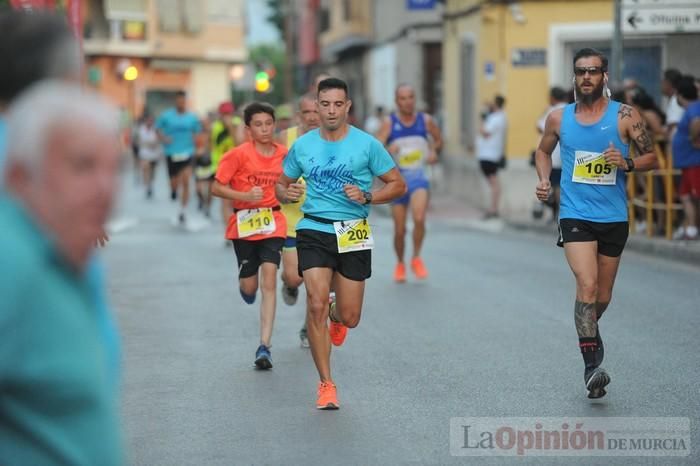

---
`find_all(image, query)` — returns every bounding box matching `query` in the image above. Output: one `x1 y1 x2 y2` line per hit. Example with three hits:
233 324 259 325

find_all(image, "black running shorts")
296 229 371 281
557 218 629 257
479 160 500 177
232 237 284 279
166 157 192 178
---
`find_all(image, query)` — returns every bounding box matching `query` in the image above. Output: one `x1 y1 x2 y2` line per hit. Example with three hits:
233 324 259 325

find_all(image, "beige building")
83 0 247 118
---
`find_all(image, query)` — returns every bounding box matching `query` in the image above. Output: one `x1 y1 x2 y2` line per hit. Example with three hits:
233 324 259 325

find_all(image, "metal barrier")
627 142 682 240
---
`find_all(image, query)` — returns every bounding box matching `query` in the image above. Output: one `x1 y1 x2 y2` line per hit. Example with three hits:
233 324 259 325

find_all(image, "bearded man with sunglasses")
534 48 658 399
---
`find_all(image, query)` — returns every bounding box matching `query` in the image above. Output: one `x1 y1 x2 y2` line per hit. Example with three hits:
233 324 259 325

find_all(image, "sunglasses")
574 66 605 76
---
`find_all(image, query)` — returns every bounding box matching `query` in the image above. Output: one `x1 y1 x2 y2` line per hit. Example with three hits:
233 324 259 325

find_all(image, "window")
343 0 351 21
319 7 330 32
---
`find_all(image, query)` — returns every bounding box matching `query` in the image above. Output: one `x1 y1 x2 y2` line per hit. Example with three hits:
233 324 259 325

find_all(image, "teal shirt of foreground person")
0 196 123 465
0 116 121 390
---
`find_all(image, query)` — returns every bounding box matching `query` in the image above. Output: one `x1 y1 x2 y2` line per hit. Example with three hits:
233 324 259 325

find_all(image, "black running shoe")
282 285 299 305
585 367 610 399
254 345 272 370
171 190 177 201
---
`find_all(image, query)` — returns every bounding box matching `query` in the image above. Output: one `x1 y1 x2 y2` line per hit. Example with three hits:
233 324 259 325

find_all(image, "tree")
266 0 284 37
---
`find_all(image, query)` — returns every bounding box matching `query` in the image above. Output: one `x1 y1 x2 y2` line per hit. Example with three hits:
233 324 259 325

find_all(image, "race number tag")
572 151 617 185
398 149 423 169
171 152 191 162
333 219 374 253
236 208 276 238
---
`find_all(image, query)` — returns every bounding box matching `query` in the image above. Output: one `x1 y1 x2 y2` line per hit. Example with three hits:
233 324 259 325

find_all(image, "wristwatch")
362 191 373 205
624 158 635 173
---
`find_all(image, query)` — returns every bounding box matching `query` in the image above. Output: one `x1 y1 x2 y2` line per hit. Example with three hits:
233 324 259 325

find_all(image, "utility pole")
283 0 295 102
611 0 623 86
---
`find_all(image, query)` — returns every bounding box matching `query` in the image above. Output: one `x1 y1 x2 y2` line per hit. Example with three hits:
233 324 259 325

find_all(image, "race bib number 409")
333 219 374 253
572 150 617 185
236 208 276 238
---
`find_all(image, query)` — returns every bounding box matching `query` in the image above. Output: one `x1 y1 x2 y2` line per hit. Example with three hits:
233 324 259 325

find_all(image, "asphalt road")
105 173 700 465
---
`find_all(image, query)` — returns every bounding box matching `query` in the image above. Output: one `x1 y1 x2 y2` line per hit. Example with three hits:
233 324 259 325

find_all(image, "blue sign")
407 0 436 10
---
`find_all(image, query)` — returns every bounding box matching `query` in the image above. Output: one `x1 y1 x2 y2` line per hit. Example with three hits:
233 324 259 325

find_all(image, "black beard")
577 82 605 104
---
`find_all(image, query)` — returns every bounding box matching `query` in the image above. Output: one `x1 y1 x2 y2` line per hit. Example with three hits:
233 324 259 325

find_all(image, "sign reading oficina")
622 1 700 34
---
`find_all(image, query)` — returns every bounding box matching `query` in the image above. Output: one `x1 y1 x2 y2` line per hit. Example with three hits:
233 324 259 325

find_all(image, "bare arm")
623 105 659 171
211 179 261 202
374 117 392 145
535 110 562 181
690 117 700 149
534 109 562 201
275 174 305 204
425 114 443 153
343 167 406 205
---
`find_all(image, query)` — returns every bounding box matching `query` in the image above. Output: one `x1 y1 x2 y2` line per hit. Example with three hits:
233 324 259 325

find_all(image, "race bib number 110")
237 208 276 238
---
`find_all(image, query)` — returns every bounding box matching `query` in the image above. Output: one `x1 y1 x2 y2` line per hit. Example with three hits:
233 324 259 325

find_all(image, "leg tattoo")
575 300 601 369
575 300 598 339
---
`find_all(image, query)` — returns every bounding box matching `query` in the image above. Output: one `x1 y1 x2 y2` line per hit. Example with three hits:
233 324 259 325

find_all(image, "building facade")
443 0 700 160
317 0 444 124
83 0 247 118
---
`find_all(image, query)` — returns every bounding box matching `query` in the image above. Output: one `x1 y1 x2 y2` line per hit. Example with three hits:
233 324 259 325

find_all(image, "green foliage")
266 0 284 36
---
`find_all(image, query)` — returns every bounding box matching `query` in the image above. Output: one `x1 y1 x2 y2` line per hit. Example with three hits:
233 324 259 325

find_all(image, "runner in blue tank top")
535 48 658 399
376 84 442 283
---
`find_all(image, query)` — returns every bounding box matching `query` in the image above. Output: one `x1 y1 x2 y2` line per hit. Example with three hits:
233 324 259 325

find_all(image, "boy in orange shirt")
212 102 287 369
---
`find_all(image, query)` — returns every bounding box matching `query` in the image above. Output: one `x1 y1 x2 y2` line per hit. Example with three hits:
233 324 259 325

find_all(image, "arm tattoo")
618 104 633 120
631 117 654 155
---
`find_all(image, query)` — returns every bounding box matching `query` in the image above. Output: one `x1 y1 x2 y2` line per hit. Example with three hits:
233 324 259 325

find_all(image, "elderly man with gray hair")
0 81 124 465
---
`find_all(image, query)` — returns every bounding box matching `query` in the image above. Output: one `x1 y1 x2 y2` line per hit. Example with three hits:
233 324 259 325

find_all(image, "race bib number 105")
572 150 617 185
333 219 374 253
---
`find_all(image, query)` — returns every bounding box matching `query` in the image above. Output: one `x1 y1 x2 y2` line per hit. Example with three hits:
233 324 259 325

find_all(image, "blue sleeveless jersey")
387 112 430 183
559 101 629 223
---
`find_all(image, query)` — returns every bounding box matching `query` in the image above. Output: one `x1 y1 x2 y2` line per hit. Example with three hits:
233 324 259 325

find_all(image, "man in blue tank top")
376 84 442 283
535 48 658 399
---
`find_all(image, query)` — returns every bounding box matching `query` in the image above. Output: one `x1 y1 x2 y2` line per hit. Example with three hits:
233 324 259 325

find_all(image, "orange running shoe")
316 381 339 410
411 257 428 279
394 262 407 283
328 300 347 346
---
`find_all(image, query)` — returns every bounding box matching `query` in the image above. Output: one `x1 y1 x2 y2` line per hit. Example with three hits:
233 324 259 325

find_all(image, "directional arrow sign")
622 7 700 34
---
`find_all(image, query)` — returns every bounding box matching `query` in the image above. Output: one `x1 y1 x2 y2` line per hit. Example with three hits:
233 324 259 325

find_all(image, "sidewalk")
375 191 700 267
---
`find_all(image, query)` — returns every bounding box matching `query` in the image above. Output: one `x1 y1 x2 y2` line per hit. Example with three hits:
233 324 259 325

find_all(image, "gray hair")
297 92 316 109
5 81 120 175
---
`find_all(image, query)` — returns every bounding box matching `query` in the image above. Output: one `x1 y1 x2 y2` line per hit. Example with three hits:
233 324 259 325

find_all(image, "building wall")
373 0 443 43
444 0 613 160
87 56 192 118
319 0 372 50
191 62 230 115
666 34 700 78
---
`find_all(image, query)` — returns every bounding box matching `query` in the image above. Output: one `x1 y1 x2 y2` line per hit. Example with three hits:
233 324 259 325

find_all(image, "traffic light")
255 71 271 93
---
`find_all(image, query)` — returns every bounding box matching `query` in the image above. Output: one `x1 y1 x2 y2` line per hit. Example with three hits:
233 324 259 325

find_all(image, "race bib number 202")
333 219 374 253
572 150 617 185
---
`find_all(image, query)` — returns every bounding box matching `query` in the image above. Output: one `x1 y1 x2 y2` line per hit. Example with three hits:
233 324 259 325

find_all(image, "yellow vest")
279 126 306 238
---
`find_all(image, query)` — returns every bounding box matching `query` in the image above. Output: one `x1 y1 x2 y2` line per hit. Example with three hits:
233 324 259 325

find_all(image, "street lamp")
123 65 139 119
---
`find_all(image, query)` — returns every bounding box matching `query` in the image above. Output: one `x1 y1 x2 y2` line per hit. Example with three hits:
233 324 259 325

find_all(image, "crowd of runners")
126 46 667 408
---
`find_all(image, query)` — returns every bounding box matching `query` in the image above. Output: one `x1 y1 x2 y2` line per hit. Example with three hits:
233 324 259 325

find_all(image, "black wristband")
624 158 635 172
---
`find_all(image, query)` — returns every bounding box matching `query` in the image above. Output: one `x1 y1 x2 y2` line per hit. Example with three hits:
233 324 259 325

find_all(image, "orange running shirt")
215 141 287 240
